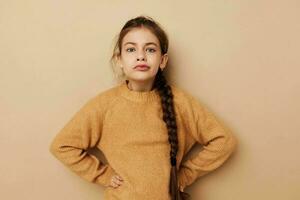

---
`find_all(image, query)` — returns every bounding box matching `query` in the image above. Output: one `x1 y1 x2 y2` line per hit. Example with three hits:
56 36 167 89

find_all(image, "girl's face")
117 27 168 86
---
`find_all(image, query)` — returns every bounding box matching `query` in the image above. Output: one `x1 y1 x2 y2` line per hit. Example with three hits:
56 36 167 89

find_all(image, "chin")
128 73 153 79
128 76 155 82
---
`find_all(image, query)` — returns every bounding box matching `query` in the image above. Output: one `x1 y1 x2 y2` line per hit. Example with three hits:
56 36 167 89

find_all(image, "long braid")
153 68 180 199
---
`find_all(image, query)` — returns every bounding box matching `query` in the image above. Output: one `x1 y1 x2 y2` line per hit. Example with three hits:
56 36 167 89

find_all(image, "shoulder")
169 84 201 105
80 84 122 113
94 84 121 102
169 83 206 118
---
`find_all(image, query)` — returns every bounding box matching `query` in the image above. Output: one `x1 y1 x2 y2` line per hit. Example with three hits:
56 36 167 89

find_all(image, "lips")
134 64 150 70
134 65 150 71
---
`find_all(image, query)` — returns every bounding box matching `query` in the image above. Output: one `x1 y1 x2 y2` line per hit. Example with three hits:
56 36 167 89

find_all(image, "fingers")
115 175 123 181
179 185 184 192
109 175 124 188
178 182 184 192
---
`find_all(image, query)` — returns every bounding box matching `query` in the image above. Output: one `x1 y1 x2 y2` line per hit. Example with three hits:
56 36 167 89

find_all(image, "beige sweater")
49 81 237 200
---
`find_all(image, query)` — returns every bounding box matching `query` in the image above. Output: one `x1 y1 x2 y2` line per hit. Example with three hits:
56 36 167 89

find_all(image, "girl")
49 15 237 200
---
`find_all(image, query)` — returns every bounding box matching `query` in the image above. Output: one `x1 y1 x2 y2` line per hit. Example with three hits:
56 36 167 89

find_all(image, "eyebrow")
123 42 158 47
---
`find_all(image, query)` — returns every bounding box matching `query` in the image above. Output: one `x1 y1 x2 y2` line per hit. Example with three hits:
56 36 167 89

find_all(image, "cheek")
122 54 136 62
121 57 134 66
151 57 163 66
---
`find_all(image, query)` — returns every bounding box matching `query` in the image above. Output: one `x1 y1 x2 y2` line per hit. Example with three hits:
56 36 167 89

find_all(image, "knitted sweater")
49 81 237 200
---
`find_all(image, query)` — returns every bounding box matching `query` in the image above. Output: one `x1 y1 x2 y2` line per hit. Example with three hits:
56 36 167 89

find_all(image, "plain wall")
1 0 299 199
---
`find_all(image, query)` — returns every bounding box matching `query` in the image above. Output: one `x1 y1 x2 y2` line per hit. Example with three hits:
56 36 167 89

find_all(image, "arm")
178 96 237 190
49 96 116 187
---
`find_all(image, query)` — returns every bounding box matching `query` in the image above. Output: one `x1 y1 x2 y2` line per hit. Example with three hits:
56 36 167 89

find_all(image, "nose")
137 49 146 61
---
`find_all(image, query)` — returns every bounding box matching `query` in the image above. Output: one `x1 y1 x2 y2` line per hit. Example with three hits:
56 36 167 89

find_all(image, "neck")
126 79 155 92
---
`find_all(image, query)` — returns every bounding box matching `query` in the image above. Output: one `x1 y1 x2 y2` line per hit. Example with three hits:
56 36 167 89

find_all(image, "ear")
116 55 123 68
159 53 168 71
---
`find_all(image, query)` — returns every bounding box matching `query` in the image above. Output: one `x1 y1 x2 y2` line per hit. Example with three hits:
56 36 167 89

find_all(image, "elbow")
227 133 238 155
49 138 60 157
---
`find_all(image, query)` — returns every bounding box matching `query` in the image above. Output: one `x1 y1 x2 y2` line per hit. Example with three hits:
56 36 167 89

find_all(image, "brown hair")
110 15 181 199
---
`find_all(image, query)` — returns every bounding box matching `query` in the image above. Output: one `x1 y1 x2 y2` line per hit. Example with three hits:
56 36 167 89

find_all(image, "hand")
178 181 185 192
179 185 184 192
108 174 124 188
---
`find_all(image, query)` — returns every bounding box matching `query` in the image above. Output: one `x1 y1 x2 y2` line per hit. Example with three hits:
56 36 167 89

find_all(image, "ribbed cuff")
95 164 116 187
178 167 188 191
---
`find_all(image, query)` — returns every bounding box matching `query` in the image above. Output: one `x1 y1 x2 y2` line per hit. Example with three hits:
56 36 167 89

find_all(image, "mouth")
134 64 150 71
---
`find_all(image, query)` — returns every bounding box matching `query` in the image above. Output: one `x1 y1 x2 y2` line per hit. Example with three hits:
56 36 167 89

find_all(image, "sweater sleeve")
177 95 237 190
49 96 116 187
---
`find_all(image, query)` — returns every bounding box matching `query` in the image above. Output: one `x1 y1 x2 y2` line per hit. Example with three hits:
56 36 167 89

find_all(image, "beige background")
1 0 299 199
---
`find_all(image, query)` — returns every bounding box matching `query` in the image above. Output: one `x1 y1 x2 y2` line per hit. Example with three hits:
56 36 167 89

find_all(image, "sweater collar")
119 80 160 102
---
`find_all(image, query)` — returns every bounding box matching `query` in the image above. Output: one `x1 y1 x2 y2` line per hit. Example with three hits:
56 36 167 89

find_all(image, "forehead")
122 28 159 46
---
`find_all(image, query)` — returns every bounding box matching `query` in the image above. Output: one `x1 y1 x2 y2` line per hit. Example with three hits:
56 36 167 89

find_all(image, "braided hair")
110 15 181 199
153 68 181 199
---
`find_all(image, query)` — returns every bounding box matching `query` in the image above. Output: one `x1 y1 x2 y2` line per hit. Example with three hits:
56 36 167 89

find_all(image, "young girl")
49 15 237 200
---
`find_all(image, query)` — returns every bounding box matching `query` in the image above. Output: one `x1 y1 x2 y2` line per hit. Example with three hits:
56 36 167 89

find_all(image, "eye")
126 47 135 52
147 48 156 53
